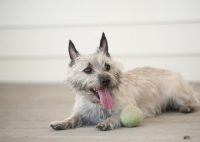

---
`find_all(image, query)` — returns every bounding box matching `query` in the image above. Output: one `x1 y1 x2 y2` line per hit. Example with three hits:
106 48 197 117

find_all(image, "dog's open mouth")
90 87 113 109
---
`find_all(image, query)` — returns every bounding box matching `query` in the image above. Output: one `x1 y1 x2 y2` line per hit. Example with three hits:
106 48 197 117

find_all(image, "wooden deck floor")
0 83 200 142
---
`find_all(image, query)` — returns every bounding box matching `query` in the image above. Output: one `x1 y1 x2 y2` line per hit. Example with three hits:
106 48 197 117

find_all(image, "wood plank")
0 0 200 26
0 56 200 82
0 84 200 142
1 24 200 56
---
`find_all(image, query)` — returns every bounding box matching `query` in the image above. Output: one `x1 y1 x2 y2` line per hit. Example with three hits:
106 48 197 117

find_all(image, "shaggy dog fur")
51 33 200 131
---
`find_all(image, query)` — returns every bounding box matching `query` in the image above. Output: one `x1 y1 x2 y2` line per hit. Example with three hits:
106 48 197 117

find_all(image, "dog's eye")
105 64 110 71
84 67 92 74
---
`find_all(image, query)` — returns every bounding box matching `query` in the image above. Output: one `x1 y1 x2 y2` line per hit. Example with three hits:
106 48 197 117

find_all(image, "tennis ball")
120 105 143 127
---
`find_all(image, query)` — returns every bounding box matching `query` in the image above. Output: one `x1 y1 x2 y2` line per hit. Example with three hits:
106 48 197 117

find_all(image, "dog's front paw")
50 121 68 130
96 121 114 131
50 116 83 130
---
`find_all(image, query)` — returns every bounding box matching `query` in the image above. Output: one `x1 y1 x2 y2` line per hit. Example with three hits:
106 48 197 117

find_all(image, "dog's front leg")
50 114 85 130
96 114 121 131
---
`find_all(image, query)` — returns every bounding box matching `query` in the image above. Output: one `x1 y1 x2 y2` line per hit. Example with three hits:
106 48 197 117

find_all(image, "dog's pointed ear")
99 32 110 57
68 40 79 66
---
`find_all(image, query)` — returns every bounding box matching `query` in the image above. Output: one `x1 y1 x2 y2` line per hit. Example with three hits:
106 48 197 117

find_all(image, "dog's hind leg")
169 90 199 113
179 92 200 113
164 78 200 113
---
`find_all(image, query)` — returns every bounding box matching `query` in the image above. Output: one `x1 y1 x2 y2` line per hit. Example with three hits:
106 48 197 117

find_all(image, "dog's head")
66 33 122 108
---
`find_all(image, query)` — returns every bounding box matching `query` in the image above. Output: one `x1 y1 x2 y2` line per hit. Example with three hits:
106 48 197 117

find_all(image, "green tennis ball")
120 105 143 127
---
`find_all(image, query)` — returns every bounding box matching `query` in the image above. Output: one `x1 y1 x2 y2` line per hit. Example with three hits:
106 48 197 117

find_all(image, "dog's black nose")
100 78 110 87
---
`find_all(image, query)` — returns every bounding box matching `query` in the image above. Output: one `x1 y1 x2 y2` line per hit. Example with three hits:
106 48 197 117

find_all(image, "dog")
51 33 200 131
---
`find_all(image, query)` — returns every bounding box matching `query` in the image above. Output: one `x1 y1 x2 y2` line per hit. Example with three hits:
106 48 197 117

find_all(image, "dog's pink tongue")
97 88 113 109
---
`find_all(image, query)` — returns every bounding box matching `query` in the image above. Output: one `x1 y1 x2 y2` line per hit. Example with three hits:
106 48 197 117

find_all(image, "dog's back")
116 67 200 118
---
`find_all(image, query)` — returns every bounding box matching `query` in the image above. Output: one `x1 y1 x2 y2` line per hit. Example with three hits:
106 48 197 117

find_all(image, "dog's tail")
194 92 200 106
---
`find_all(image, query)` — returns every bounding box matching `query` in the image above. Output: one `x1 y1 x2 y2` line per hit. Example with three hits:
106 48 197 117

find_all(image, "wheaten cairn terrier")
51 33 200 131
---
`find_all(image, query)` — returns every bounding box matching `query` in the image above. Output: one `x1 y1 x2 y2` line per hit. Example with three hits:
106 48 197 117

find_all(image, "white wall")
0 0 200 83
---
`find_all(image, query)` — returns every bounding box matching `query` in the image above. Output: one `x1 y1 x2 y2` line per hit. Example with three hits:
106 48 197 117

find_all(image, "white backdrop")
0 0 200 83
